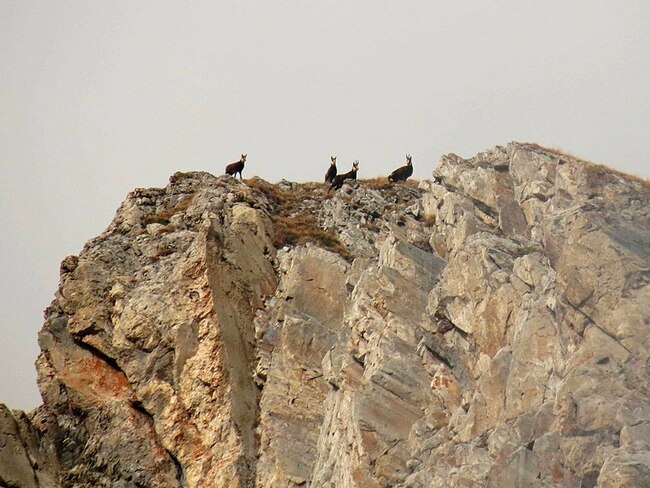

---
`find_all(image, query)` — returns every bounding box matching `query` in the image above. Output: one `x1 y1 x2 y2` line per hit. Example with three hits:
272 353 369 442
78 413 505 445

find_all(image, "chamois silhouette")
329 161 359 193
388 154 413 182
225 154 247 179
325 156 337 183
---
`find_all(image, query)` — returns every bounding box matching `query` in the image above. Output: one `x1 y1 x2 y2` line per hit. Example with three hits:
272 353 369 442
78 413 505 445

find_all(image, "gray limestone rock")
1 143 649 487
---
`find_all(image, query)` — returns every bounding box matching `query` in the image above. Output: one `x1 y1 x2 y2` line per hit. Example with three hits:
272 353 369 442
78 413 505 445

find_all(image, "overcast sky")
1 1 649 411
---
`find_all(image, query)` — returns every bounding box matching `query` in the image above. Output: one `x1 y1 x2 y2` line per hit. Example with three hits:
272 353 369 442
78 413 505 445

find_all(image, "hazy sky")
1 1 649 410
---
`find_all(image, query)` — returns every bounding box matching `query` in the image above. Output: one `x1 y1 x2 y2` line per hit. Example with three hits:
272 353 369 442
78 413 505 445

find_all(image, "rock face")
1 142 649 487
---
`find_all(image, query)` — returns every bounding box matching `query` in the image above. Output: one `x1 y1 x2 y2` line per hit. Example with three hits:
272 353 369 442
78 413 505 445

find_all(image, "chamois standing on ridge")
329 160 359 193
225 154 247 179
388 154 413 182
325 156 337 183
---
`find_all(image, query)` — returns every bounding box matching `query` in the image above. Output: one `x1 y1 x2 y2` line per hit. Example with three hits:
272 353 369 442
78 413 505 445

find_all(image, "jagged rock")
255 246 349 487
1 143 648 487
0 405 58 488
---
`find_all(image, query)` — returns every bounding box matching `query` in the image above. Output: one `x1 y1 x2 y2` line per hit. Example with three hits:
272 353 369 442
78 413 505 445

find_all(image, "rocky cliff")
1 142 649 487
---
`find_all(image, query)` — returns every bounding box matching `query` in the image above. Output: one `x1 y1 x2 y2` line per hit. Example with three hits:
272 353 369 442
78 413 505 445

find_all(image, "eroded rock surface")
1 142 649 487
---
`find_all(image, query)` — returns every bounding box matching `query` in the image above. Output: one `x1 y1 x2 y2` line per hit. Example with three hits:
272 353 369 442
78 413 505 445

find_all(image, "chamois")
329 160 359 193
325 156 337 183
225 153 247 179
388 154 413 182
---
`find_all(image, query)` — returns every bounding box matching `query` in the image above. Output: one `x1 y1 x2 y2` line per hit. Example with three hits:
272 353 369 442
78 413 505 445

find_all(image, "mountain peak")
2 143 649 487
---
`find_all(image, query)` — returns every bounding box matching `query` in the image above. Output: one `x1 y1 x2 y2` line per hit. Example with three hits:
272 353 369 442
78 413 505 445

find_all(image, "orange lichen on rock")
60 353 132 401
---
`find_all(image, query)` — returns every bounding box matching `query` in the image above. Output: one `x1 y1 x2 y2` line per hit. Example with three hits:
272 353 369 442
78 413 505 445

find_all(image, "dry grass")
420 214 437 227
362 177 389 190
361 177 420 190
245 178 293 203
246 179 326 210
150 246 175 261
246 178 353 261
144 194 195 225
584 161 650 187
272 213 354 261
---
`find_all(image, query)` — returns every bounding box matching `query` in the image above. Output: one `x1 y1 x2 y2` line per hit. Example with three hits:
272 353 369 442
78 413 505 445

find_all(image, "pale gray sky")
1 1 649 410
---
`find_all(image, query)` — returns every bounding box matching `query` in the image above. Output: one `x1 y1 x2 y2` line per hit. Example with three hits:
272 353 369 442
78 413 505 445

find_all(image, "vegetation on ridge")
246 179 354 261
143 194 195 226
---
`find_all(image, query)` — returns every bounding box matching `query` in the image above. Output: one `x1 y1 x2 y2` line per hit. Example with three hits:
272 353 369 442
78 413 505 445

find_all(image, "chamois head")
241 154 247 162
331 156 337 165
406 154 412 166
352 160 359 171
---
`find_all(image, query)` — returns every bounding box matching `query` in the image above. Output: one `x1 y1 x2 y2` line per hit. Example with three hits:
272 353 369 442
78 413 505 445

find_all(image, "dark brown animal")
225 153 247 179
388 154 413 182
329 160 359 193
325 156 337 183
